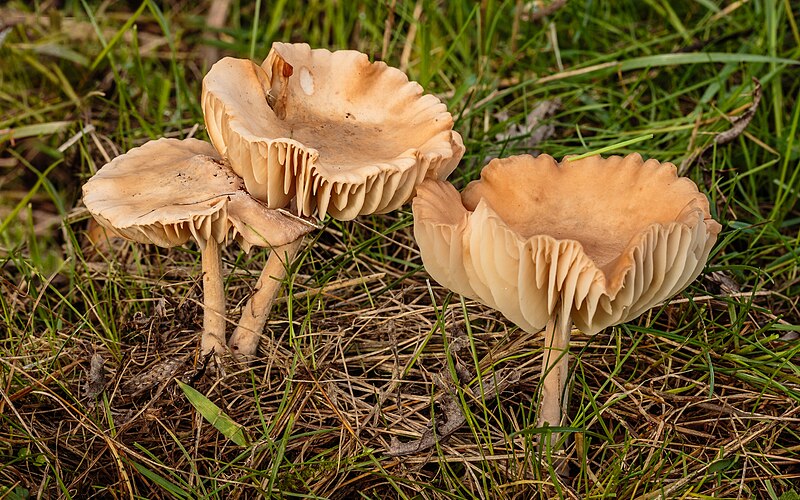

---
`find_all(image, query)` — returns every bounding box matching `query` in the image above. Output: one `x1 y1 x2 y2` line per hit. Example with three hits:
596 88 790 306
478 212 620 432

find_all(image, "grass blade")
177 380 250 447
567 134 655 160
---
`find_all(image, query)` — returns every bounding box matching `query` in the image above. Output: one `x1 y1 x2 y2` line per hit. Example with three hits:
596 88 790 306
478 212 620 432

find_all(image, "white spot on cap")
300 67 314 95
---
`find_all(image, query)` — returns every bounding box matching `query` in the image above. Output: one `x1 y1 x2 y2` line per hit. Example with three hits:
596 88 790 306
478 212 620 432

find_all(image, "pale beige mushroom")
201 42 465 356
412 153 722 447
202 42 465 220
82 138 312 355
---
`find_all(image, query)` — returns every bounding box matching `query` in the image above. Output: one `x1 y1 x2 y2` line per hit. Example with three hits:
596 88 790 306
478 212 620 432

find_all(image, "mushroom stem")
200 238 227 355
229 237 304 356
538 302 573 449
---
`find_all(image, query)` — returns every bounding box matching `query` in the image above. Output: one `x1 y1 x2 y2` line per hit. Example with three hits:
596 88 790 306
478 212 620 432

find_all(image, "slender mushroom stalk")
412 153 722 454
200 238 226 355
539 301 573 448
228 237 303 356
223 199 316 358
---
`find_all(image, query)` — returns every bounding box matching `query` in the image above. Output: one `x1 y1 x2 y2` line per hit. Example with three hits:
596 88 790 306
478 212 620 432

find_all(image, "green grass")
1 0 799 498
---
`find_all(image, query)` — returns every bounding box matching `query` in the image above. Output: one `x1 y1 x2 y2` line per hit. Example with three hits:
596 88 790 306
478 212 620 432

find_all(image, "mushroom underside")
412 153 721 447
202 49 464 219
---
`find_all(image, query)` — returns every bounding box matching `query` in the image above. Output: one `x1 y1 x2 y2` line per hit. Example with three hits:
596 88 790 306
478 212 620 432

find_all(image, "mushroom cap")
226 198 315 253
412 153 722 335
82 138 312 250
202 42 465 220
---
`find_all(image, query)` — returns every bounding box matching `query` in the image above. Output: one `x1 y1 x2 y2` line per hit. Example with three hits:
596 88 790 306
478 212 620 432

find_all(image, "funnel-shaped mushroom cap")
82 138 313 249
413 153 722 335
202 42 465 220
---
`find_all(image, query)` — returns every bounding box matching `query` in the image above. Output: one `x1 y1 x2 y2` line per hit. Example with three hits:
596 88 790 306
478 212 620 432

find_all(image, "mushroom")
82 138 313 355
203 42 465 356
412 153 722 446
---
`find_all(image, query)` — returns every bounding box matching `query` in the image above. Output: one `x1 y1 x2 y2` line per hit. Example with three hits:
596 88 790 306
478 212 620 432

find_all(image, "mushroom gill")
202 42 465 220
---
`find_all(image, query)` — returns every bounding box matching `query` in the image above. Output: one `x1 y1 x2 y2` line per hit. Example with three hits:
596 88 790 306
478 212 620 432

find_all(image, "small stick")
387 368 519 457
228 237 304 357
679 78 761 174
537 302 572 449
200 238 227 355
201 0 232 67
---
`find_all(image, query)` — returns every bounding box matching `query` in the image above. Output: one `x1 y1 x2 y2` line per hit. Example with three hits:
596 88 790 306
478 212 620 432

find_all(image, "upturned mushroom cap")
202 42 465 220
412 153 722 335
82 138 312 249
226 200 316 253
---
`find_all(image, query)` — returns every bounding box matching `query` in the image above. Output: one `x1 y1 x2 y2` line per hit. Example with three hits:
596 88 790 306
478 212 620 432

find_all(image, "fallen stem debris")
679 78 762 174
387 367 519 457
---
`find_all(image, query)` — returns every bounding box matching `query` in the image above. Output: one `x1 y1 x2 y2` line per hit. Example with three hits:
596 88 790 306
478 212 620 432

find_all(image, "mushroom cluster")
83 42 464 357
412 153 721 445
83 39 722 456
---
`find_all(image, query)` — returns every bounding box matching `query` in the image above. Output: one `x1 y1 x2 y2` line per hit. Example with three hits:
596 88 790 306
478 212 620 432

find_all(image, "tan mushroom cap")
202 42 465 220
226 200 315 253
82 138 311 249
413 153 722 335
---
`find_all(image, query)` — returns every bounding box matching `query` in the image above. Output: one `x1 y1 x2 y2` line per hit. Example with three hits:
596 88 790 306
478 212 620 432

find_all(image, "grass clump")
1 0 799 498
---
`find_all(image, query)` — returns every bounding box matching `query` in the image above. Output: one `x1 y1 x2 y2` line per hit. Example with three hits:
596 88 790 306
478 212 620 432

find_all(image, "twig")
386 368 519 457
661 289 772 306
399 0 423 73
630 384 800 421
679 78 762 174
274 272 385 305
57 124 95 153
201 0 232 67
381 0 396 60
